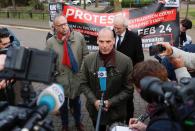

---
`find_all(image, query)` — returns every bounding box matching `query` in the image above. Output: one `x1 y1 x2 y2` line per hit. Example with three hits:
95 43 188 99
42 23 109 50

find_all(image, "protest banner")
48 3 179 51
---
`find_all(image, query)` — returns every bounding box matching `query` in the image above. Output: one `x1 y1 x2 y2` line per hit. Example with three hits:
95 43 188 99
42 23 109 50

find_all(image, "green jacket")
46 31 89 99
80 50 133 125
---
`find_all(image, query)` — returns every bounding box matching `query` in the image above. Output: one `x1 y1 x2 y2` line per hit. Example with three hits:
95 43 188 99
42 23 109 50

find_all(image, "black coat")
114 29 144 66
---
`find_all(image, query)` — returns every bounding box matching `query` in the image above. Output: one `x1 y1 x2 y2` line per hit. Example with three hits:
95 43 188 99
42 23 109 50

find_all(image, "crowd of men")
0 1 195 131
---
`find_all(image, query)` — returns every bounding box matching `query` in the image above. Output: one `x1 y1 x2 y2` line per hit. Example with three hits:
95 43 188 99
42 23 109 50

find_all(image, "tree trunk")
12 0 16 10
113 0 122 12
95 0 98 7
83 0 86 9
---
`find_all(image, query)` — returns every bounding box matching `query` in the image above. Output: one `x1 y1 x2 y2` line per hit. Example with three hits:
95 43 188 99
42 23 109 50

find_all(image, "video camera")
0 101 54 131
0 83 64 131
0 46 57 83
140 76 195 130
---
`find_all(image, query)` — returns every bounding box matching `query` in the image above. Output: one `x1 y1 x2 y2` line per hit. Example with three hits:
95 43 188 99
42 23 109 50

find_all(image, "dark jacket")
147 118 182 131
114 29 144 66
80 50 134 125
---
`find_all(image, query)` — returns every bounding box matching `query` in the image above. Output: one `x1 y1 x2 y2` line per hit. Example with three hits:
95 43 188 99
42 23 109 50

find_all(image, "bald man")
80 28 133 131
46 15 89 131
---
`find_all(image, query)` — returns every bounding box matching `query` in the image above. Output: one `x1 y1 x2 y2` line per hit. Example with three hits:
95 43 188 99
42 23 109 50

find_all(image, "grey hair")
113 15 128 27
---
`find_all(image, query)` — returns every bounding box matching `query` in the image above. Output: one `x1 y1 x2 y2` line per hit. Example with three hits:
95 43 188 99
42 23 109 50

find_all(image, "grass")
0 11 49 20
180 7 195 26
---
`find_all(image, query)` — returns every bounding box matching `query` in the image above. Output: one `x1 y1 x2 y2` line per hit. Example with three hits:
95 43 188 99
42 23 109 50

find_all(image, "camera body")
0 47 57 83
140 76 195 130
0 101 54 131
149 45 166 56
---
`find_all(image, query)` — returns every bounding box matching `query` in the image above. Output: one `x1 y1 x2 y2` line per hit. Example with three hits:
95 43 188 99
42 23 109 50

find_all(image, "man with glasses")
46 15 89 131
113 15 144 124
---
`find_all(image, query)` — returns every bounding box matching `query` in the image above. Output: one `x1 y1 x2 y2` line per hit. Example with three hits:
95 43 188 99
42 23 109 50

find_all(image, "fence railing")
0 10 49 20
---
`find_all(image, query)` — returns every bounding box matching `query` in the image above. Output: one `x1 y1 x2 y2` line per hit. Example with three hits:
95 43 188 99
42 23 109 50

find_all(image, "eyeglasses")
55 23 68 28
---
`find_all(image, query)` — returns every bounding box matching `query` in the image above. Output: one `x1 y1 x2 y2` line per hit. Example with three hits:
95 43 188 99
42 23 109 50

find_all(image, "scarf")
57 32 78 73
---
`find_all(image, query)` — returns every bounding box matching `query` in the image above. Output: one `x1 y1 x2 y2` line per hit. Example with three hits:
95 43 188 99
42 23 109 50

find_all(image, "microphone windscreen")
37 83 64 112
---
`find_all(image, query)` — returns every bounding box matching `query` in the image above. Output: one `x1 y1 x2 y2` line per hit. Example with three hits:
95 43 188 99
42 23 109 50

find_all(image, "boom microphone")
21 83 64 131
98 67 107 92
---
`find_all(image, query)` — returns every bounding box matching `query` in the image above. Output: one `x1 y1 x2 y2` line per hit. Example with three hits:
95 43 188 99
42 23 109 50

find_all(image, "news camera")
0 83 64 131
0 47 61 131
0 46 57 83
140 76 195 130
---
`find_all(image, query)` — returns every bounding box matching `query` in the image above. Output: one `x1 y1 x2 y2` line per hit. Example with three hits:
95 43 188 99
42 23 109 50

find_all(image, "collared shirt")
115 30 126 48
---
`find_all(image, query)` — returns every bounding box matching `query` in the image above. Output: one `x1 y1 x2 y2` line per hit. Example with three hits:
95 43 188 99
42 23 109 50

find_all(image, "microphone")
22 83 64 131
37 83 65 112
96 67 107 131
98 67 107 92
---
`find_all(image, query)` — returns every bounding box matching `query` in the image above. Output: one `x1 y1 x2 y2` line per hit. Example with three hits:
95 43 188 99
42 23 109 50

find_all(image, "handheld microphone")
96 67 107 131
37 83 65 112
98 67 107 92
22 83 64 131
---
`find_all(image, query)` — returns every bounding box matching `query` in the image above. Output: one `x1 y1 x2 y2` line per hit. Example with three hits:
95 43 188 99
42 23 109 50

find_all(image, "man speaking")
80 28 133 131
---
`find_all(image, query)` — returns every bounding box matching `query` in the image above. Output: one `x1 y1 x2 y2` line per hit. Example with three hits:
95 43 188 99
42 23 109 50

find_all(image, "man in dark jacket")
113 15 144 124
80 28 134 131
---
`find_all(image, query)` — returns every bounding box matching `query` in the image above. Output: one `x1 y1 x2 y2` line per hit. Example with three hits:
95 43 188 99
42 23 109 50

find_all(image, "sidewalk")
0 18 50 29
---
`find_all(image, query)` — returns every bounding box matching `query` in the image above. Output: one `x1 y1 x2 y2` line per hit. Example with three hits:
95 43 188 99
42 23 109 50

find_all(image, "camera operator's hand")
0 54 6 71
169 56 184 69
129 118 147 131
158 0 165 4
158 42 173 56
0 79 14 89
0 80 7 89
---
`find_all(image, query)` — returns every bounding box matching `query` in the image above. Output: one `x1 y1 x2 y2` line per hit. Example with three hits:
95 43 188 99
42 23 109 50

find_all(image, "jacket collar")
97 49 116 68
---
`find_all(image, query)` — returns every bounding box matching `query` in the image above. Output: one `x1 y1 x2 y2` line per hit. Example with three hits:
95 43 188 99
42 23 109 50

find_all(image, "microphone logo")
98 71 107 78
50 84 64 104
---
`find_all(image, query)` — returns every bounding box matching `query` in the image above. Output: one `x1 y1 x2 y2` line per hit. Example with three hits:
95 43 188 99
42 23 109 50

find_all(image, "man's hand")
0 54 6 71
94 100 101 111
104 100 111 111
169 56 184 69
129 118 147 131
94 100 111 111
